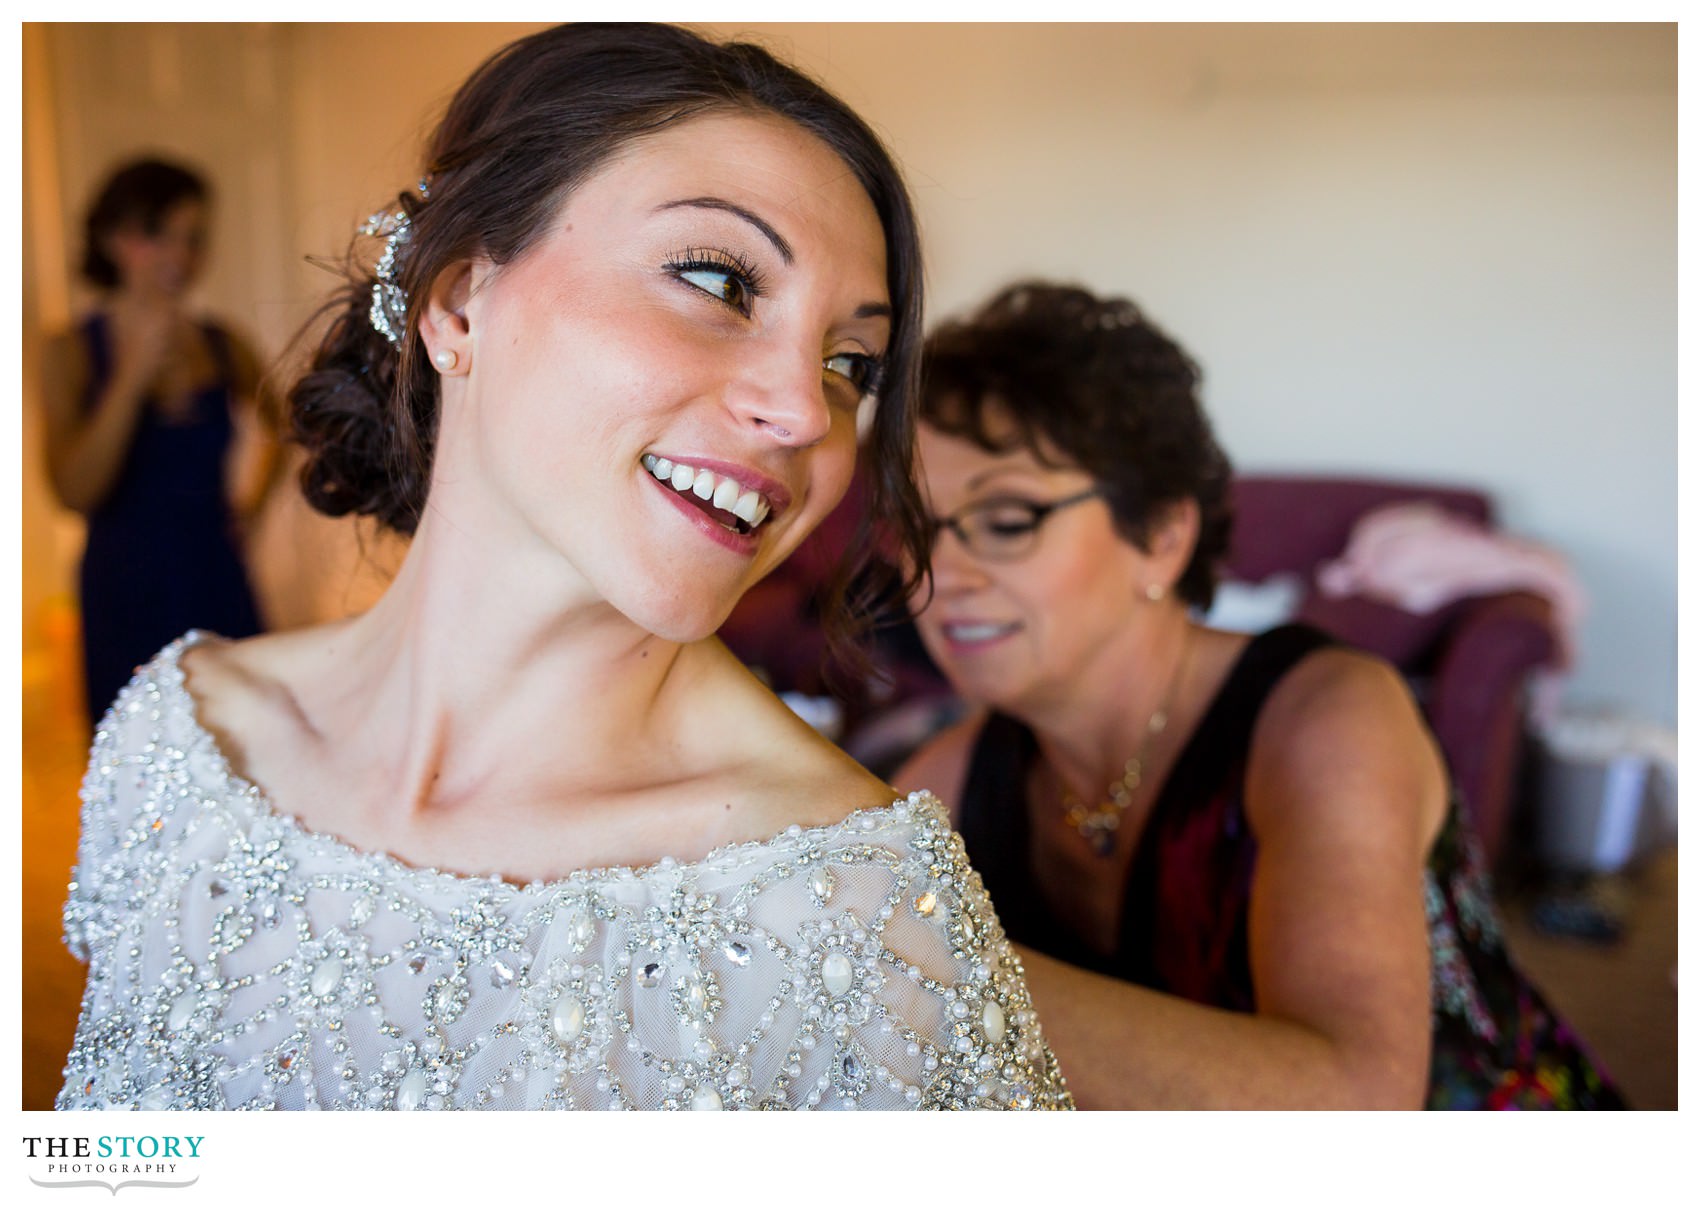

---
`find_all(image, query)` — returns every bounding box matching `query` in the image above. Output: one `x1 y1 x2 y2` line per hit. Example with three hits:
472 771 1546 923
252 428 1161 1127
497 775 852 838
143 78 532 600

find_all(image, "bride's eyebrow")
655 196 793 265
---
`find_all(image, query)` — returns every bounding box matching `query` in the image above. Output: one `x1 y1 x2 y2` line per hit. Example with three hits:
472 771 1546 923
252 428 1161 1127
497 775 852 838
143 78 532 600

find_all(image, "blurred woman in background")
897 280 1624 1109
43 156 278 726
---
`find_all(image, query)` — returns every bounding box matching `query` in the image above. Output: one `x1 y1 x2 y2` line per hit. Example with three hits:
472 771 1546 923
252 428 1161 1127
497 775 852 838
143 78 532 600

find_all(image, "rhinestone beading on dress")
58 635 1073 1111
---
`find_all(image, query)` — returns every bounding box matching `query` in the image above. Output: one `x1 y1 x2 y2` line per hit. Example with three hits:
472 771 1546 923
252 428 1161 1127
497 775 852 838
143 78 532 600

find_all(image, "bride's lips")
641 452 793 557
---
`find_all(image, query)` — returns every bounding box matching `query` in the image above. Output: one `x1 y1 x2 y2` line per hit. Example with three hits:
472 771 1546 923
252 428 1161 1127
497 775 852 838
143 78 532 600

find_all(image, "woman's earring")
433 348 459 373
1144 583 1166 602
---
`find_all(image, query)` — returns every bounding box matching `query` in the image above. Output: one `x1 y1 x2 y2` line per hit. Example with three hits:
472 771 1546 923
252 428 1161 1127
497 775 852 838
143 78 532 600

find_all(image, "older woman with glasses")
895 281 1624 1109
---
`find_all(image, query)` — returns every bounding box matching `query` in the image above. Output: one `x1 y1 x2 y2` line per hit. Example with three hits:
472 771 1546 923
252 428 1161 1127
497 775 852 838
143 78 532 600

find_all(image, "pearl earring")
1145 583 1166 602
433 348 459 372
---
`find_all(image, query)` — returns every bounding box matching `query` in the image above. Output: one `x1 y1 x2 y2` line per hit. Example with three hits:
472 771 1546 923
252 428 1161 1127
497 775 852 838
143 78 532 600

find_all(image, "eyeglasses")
928 488 1104 562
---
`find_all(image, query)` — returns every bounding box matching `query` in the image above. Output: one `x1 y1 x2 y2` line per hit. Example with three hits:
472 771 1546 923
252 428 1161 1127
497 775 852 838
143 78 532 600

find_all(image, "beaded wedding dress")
57 634 1073 1111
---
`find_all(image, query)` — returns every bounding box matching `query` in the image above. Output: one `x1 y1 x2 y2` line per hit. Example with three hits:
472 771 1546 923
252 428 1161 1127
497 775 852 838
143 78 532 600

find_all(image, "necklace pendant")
1056 631 1188 863
1077 811 1119 858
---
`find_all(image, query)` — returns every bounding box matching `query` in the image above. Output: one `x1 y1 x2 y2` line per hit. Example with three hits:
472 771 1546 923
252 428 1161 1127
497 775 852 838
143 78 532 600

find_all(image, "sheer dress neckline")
162 629 935 897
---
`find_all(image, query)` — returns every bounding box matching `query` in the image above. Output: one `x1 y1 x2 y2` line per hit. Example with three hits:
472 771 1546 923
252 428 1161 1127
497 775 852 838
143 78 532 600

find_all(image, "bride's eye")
678 266 751 313
823 351 880 397
667 248 764 318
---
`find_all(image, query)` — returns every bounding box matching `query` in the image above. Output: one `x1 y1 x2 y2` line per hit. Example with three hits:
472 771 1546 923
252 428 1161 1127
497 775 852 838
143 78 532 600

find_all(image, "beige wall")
23 22 1676 727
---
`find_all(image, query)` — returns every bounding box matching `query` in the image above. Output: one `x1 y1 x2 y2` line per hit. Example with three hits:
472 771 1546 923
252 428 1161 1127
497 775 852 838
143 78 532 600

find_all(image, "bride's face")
431 109 891 641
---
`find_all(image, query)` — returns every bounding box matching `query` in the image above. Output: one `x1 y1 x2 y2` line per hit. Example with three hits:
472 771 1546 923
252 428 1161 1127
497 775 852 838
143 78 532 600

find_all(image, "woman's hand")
107 298 180 394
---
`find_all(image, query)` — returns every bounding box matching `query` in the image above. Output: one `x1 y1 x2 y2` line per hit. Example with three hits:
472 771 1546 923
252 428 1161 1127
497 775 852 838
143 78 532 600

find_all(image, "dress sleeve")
728 793 1074 1109
62 650 193 963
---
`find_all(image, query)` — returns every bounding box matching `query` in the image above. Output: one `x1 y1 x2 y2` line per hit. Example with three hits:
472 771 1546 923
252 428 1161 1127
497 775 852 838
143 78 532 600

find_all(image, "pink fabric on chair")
1315 501 1585 668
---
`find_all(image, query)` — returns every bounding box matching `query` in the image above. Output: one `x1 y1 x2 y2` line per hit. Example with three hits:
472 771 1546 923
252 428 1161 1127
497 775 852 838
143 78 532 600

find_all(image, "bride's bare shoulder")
179 624 328 694
176 624 345 756
702 662 898 833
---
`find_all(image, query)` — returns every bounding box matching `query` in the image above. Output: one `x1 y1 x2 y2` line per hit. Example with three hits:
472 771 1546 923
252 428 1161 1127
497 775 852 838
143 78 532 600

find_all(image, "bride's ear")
416 259 478 372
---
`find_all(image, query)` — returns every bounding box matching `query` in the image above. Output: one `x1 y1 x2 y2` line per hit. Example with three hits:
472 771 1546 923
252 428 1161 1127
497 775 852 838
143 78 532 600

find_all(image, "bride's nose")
723 344 835 449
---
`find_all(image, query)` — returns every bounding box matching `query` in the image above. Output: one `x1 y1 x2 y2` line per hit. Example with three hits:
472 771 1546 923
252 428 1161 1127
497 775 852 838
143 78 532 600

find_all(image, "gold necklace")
1059 631 1190 858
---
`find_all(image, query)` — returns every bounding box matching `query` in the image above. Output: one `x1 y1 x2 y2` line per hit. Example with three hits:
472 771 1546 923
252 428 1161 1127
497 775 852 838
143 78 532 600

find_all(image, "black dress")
957 623 1625 1108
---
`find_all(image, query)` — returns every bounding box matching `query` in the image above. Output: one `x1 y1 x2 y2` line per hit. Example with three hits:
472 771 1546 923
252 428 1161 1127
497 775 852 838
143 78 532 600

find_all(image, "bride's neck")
309 509 698 800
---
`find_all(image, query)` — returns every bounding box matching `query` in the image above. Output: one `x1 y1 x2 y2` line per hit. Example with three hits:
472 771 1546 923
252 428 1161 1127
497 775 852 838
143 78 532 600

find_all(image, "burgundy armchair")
1226 475 1562 868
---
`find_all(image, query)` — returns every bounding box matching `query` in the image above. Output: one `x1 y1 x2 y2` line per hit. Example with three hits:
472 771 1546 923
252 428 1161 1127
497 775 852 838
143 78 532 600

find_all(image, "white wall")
26 22 1676 727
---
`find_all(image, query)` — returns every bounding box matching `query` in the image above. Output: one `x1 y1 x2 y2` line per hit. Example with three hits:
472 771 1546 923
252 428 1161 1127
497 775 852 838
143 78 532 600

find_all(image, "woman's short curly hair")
920 281 1234 610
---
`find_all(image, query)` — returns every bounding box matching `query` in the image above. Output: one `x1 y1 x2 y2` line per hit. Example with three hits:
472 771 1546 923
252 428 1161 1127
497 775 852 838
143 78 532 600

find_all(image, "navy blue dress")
76 313 262 723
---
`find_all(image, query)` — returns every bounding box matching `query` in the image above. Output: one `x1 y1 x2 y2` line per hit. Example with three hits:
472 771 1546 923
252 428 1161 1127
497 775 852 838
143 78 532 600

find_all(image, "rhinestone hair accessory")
359 178 431 346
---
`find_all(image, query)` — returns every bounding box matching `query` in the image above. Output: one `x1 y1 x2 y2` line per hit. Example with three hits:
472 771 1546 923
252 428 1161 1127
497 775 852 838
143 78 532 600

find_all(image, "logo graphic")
22 1136 204 1196
29 1176 200 1196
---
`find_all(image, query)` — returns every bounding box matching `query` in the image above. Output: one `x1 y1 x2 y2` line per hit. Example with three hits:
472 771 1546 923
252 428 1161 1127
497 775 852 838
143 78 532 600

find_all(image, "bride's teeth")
647 456 773 530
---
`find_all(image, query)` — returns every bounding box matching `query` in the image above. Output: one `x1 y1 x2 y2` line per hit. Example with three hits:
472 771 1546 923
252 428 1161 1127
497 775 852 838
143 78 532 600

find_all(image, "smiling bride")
56 23 1072 1112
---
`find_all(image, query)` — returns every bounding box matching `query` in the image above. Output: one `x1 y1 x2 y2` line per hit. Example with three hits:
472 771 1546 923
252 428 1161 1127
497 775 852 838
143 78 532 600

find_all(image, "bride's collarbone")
179 633 891 878
226 719 887 883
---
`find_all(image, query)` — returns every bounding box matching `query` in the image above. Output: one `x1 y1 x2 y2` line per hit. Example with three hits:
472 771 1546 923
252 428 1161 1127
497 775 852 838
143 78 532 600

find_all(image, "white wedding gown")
57 634 1073 1111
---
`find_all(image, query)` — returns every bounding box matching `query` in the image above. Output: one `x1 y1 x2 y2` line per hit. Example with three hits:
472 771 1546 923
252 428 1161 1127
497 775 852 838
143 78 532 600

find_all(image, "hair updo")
289 21 930 660
80 157 209 289
920 281 1234 610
